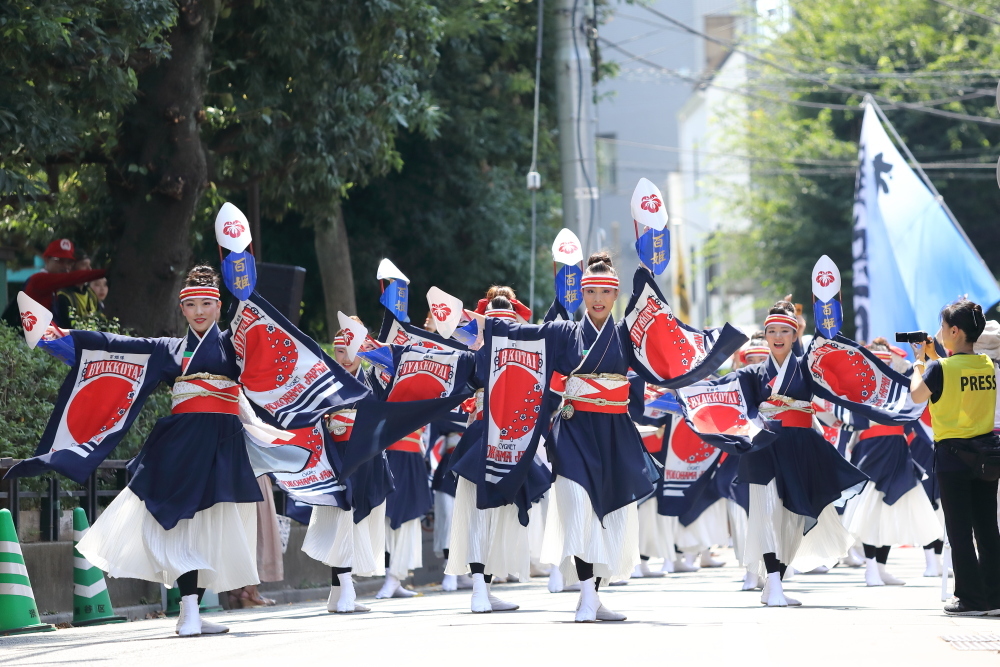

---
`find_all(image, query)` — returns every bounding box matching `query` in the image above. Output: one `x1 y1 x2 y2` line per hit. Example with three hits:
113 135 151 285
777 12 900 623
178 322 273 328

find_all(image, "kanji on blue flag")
380 279 409 323
221 250 257 300
636 228 669 275
555 264 582 313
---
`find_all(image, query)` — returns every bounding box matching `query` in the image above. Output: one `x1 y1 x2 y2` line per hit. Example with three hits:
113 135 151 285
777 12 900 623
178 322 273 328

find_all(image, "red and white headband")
580 275 619 290
871 349 892 363
333 334 347 348
179 286 220 302
485 307 516 321
743 344 770 359
763 313 797 331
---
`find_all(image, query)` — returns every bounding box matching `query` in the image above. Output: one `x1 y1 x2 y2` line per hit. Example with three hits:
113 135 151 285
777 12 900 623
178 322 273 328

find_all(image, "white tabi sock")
877 562 905 586
548 567 565 593
176 595 202 637
442 574 458 592
761 571 799 607
700 550 725 568
336 573 370 612
741 569 759 591
923 549 942 577
575 578 599 622
376 573 401 599
487 582 519 611
864 558 885 586
471 573 492 613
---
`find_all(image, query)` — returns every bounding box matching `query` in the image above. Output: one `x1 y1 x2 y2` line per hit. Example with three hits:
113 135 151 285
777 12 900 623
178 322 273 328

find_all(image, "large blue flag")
852 103 1000 346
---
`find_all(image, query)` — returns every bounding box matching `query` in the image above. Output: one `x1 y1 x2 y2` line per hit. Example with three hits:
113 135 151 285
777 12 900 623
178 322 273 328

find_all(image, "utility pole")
554 0 599 252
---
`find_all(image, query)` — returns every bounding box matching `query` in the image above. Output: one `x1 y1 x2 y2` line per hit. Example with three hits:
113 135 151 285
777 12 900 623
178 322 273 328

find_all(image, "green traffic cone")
0 508 54 635
71 508 126 627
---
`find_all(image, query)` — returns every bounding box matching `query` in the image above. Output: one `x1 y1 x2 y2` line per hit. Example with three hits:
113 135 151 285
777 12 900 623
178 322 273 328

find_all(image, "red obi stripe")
171 382 240 416
566 382 630 414
549 373 567 394
387 429 424 453
859 423 905 440
772 410 813 428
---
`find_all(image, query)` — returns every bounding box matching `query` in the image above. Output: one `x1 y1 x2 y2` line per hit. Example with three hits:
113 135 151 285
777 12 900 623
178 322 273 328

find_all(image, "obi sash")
563 374 630 415
171 374 240 416
387 426 425 454
758 394 814 429
859 423 905 440
326 409 356 443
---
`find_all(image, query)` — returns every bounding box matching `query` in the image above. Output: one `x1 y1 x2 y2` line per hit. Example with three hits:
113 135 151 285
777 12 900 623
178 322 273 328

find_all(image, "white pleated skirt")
675 498 730 553
637 498 675 559
77 488 259 592
540 476 639 585
301 503 385 576
433 491 454 557
528 495 548 563
727 499 749 565
445 477 529 579
744 481 853 578
385 517 423 580
842 483 943 547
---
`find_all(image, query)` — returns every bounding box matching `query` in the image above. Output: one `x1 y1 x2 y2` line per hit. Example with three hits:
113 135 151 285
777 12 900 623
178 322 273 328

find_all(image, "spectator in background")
53 254 103 328
22 239 105 312
90 276 109 314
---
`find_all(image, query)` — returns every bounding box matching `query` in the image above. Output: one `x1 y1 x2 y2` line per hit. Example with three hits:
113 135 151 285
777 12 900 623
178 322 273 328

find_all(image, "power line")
635 5 1000 127
927 0 1000 26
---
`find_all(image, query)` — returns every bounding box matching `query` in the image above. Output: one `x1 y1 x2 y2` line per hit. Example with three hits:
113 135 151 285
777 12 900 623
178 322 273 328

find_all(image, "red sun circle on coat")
689 405 750 436
489 366 543 439
388 373 447 402
670 419 717 463
66 376 135 444
642 312 698 378
814 349 876 403
241 324 299 392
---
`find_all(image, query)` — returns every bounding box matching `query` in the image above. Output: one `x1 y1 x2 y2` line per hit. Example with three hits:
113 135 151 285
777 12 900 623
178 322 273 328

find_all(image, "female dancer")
682 300 872 606
32 267 276 636
446 293 530 612
842 339 941 587
538 253 651 621
297 327 389 613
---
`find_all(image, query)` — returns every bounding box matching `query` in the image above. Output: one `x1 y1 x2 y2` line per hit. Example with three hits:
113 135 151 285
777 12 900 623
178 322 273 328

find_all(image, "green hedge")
0 323 172 462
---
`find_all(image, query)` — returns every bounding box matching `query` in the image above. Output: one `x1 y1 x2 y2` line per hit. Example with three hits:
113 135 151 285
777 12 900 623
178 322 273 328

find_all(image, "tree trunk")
313 198 357 338
104 0 221 335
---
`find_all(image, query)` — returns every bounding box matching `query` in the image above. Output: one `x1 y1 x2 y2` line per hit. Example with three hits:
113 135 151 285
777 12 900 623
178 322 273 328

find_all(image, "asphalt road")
2 547 999 666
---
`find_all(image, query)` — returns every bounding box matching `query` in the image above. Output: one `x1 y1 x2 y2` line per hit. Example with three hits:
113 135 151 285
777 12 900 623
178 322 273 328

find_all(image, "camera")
895 331 929 344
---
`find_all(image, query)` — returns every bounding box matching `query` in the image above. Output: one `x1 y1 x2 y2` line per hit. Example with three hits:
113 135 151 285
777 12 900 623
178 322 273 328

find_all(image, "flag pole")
865 94 993 273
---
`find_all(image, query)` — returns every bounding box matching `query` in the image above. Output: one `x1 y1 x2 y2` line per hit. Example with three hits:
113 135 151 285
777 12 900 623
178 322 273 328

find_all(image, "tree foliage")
713 0 1000 327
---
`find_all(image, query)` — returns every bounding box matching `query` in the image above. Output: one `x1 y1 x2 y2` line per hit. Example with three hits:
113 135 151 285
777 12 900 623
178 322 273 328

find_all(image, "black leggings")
574 558 602 588
331 566 351 585
469 562 492 583
177 570 205 602
862 544 891 564
762 553 788 580
924 539 944 554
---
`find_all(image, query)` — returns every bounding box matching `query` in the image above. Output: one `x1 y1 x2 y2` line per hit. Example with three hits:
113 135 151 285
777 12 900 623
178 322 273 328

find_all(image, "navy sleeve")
923 360 944 404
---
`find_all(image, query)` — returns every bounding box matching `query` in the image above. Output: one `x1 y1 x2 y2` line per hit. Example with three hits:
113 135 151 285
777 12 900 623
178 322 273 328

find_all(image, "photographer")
910 299 1000 616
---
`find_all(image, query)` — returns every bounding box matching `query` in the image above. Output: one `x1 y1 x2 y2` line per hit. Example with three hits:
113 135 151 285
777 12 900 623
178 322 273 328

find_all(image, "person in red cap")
22 239 106 312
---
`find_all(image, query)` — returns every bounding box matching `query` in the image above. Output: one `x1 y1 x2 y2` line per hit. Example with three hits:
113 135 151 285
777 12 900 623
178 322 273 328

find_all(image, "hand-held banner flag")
426 287 464 340
552 228 583 315
479 319 553 509
812 255 843 339
342 346 475 478
231 292 370 429
852 103 1000 346
377 258 411 324
622 268 747 388
5 331 180 483
676 372 776 456
805 333 923 424
17 292 52 349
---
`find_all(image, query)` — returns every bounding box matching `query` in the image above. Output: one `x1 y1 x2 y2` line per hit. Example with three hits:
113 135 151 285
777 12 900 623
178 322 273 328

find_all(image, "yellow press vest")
928 354 996 441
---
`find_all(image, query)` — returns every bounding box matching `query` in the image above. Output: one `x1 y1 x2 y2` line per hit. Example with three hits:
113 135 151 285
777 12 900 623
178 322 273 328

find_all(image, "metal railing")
0 459 130 541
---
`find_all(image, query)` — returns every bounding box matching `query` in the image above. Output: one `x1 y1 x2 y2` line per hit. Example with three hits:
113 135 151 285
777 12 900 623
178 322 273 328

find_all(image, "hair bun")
587 251 613 267
185 265 220 289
